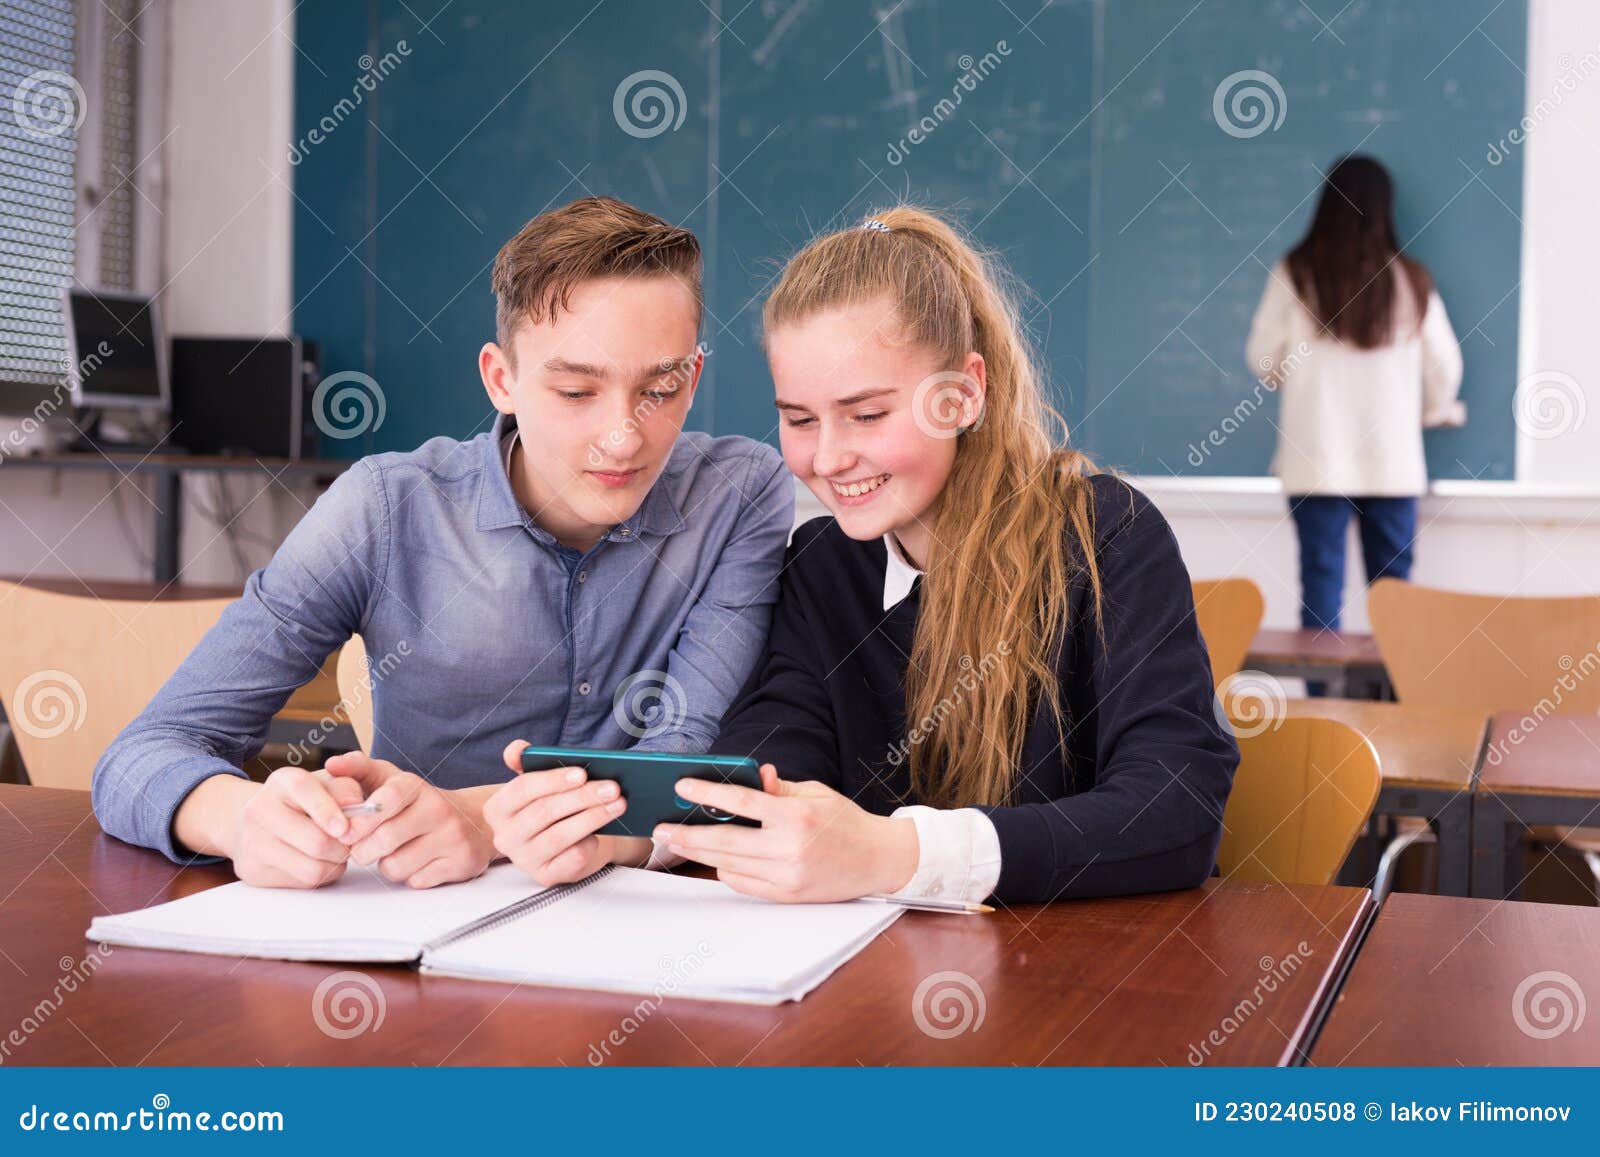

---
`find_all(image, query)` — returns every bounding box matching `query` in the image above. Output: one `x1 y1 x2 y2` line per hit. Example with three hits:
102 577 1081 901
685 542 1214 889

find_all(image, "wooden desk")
1472 713 1600 900
1284 699 1487 895
1313 892 1600 1065
1248 628 1389 699
0 785 1373 1066
4 452 350 583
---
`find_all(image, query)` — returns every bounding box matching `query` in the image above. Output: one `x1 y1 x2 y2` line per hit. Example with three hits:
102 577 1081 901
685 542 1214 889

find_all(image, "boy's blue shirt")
92 411 794 862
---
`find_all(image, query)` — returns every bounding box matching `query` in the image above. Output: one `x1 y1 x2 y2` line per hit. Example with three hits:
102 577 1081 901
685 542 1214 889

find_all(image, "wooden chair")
1218 715 1381 886
1191 578 1265 689
1367 578 1600 712
334 633 375 752
0 579 236 790
1367 577 1600 896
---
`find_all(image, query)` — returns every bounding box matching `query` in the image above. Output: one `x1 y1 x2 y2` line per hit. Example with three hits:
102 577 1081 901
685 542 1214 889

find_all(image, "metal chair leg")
1373 825 1435 905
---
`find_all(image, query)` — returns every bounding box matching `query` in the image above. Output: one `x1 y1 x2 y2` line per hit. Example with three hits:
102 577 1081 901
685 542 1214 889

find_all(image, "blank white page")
421 867 902 1004
87 863 546 962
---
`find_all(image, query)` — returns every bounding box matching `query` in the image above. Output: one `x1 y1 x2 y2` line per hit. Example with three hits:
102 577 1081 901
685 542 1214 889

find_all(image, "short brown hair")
491 196 702 359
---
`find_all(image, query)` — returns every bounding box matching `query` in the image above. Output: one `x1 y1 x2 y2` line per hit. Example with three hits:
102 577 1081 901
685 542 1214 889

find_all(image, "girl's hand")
653 764 919 903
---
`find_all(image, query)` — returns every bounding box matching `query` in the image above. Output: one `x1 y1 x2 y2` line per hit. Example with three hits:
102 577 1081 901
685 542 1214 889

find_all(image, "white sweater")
1245 261 1465 496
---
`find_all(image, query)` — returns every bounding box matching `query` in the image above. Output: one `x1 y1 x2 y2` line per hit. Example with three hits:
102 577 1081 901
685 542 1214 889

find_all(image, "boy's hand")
484 740 644 885
323 752 497 889
224 767 365 889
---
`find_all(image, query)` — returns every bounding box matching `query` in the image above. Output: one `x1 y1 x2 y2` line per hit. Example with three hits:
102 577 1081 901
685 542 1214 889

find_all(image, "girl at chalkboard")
1246 154 1464 631
651 206 1237 906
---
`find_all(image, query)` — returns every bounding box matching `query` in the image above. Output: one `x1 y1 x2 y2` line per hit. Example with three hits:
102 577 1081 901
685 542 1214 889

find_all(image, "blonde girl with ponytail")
654 207 1237 906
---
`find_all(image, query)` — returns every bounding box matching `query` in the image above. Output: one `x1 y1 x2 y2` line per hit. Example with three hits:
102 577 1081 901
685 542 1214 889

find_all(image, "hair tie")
861 219 893 233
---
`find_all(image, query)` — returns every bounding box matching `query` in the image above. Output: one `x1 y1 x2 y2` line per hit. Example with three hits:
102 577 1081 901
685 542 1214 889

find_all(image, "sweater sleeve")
1245 263 1297 382
712 522 841 785
1419 290 1466 428
978 479 1239 905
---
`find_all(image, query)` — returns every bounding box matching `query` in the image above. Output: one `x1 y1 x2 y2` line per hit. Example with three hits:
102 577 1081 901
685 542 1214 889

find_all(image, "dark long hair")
1286 156 1432 349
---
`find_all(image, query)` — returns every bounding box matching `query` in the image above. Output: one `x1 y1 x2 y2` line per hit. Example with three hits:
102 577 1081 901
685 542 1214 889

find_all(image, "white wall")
0 0 313 588
1517 0 1600 483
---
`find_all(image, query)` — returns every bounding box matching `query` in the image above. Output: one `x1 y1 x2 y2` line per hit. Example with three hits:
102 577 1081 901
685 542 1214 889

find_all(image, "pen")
862 894 993 915
341 802 383 816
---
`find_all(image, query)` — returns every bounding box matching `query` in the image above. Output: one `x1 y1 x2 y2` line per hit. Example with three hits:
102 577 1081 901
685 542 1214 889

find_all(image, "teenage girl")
653 206 1239 906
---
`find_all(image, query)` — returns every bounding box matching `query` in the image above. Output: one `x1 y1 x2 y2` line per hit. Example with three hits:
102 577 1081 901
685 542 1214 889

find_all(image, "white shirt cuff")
644 840 685 871
886 805 1003 903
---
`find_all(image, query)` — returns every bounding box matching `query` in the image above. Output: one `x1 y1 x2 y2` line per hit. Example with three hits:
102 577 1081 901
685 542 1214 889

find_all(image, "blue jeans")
1288 495 1418 631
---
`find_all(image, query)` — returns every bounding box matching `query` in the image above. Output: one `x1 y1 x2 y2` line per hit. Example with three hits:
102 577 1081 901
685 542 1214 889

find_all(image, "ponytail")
765 206 1103 808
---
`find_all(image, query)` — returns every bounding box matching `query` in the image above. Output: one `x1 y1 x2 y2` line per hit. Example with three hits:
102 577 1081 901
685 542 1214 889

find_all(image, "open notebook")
86 864 901 1005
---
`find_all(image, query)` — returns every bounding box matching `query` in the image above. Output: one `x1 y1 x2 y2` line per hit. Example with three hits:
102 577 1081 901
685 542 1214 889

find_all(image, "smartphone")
518 746 764 838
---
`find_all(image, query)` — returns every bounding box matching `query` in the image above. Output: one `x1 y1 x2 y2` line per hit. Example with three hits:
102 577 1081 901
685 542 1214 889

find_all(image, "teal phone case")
518 746 763 837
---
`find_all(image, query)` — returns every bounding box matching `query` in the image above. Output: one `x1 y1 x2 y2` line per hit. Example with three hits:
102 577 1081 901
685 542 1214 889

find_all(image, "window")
0 0 78 411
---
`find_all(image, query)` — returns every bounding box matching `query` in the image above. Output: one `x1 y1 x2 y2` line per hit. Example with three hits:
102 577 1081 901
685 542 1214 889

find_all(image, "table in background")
1312 892 1600 1065
1248 628 1390 699
4 452 351 583
0 785 1373 1066
1472 712 1600 900
1285 699 1487 896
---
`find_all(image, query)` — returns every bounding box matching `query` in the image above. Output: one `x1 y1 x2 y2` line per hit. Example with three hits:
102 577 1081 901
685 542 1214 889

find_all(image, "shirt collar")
882 532 923 611
476 411 687 542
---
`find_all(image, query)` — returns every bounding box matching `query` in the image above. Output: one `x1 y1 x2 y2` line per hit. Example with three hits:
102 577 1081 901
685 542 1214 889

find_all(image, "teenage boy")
93 196 792 890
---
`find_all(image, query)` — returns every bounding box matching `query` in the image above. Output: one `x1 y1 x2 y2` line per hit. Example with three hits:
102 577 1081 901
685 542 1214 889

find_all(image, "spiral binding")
423 864 616 953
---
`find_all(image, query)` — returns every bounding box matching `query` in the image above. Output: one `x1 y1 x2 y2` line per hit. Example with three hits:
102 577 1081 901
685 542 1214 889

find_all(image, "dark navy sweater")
714 473 1238 905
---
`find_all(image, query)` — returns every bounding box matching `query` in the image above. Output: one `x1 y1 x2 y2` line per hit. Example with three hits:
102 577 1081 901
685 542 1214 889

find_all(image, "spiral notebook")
86 865 901 1005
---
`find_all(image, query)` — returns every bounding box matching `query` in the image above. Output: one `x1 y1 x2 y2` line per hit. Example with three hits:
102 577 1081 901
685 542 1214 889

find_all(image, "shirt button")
577 570 588 583
618 527 631 538
578 681 592 695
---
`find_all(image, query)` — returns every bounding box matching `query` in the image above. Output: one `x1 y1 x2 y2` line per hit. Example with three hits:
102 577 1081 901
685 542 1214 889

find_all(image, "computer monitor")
61 287 168 412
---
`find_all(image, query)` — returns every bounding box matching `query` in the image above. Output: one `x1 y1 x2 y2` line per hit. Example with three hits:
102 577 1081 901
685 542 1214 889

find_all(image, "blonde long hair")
764 206 1103 809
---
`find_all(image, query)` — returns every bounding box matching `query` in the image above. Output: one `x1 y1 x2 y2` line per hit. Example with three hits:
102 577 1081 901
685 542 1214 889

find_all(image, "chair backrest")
1191 577 1265 688
0 579 236 790
1367 578 1600 713
334 634 375 752
1217 715 1381 886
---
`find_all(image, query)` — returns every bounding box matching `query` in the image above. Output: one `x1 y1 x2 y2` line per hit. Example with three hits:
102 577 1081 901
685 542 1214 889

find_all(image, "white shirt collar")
500 424 520 476
882 533 923 611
